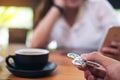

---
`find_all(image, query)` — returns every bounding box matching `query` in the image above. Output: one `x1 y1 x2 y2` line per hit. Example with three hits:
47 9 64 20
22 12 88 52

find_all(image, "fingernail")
111 41 116 45
101 47 106 51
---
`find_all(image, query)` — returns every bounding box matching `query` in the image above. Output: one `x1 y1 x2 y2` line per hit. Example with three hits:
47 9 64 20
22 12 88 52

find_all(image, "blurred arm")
30 7 61 48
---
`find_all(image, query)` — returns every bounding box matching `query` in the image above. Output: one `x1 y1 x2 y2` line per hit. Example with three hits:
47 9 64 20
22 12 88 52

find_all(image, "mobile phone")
99 26 120 50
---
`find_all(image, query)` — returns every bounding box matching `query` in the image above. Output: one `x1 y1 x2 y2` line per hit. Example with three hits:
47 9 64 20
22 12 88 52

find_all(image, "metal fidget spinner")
67 53 100 68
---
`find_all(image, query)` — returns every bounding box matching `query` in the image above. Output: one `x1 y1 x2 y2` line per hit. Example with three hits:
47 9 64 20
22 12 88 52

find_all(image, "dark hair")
42 0 53 17
34 0 53 28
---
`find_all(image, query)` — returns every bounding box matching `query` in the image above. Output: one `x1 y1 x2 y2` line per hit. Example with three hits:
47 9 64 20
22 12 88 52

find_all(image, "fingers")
53 0 65 8
84 70 91 79
111 41 120 49
84 70 95 80
101 47 119 55
101 41 120 55
86 64 106 78
81 52 117 69
100 41 120 61
101 47 120 61
84 70 104 80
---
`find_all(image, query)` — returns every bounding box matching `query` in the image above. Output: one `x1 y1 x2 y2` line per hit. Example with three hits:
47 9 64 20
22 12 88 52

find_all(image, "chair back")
9 28 28 44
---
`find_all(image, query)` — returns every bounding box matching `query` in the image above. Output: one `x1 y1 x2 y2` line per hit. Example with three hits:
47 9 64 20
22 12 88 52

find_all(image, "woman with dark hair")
31 0 119 53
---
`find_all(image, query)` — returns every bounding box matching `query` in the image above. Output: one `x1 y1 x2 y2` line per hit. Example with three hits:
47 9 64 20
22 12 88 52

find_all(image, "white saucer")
0 56 4 66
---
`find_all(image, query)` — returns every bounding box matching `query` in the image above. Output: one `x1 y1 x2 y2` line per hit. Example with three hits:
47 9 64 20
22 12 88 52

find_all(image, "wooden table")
0 44 85 80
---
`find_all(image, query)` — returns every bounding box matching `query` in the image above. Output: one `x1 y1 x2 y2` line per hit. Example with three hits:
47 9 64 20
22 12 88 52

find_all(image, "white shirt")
50 0 120 51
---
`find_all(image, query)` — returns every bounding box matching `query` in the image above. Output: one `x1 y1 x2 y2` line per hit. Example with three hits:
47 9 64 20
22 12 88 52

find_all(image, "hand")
84 70 103 80
80 52 120 80
53 0 65 8
100 41 120 61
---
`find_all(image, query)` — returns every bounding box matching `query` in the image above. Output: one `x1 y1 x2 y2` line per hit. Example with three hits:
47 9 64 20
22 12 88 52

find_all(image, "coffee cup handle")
6 55 16 68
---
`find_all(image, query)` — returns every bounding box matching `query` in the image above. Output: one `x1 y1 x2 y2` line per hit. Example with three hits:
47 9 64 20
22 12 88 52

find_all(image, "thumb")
81 52 117 69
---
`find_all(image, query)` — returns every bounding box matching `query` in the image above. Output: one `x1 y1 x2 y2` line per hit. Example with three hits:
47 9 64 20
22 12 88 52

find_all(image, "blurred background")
0 7 33 46
0 0 120 48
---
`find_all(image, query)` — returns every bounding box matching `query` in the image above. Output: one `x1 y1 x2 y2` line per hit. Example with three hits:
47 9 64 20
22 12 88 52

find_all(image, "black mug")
6 48 49 70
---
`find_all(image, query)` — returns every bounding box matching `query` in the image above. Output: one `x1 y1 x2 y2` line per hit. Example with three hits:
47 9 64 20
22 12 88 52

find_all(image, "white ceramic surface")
0 56 4 67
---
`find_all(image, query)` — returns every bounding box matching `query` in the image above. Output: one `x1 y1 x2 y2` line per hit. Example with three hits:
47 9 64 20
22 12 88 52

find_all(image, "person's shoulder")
86 0 112 8
87 0 108 2
87 0 110 5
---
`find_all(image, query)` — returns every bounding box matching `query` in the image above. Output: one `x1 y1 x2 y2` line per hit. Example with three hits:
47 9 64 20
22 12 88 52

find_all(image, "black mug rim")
15 48 49 56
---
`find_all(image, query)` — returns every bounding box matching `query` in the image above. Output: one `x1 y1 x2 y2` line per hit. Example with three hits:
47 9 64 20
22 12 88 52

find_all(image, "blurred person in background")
30 0 120 53
81 52 120 80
